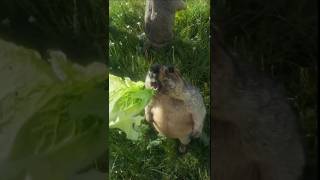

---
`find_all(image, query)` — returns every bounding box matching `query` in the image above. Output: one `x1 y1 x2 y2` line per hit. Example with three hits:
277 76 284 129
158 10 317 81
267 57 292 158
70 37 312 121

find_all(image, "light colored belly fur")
151 94 193 139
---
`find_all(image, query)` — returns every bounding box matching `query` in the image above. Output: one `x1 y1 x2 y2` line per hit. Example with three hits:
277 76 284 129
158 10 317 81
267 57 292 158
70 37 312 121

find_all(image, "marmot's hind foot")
178 144 188 154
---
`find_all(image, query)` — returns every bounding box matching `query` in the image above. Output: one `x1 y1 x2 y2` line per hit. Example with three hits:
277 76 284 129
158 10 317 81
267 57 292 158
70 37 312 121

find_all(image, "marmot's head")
145 64 185 96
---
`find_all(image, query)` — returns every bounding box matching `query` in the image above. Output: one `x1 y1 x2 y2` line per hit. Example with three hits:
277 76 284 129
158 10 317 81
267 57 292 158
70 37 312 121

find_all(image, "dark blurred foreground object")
0 0 106 63
212 31 305 180
213 0 317 179
144 0 186 49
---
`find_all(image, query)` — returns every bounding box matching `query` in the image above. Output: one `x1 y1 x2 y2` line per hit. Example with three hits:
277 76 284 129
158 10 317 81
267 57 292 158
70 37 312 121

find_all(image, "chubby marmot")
212 33 305 180
144 0 186 48
145 64 206 153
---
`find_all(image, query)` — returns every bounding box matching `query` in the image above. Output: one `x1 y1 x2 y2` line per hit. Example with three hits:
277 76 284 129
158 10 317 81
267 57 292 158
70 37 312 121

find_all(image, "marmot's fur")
212 33 305 180
144 0 186 48
145 64 206 152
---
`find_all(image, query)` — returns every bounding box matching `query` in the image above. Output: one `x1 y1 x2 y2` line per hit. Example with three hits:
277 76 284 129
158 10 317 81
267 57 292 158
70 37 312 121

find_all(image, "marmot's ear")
150 64 161 73
168 65 175 73
171 0 187 11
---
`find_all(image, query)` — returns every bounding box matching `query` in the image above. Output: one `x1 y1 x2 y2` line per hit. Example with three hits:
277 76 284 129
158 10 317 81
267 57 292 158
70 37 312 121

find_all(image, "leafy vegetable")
0 39 107 180
109 74 155 141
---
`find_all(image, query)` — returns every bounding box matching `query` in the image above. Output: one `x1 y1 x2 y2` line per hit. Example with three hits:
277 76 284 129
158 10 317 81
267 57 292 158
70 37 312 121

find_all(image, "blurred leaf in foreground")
0 39 107 180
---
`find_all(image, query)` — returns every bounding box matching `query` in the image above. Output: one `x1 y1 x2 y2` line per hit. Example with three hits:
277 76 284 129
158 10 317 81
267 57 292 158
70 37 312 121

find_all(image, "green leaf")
0 39 107 180
109 74 155 140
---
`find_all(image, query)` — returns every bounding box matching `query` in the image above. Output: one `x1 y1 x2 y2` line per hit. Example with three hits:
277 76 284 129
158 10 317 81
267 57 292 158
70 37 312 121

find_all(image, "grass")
0 0 106 63
109 0 210 179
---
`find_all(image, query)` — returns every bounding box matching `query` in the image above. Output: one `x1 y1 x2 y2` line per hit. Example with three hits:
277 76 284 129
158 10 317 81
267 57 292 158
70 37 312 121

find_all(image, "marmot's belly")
151 96 193 138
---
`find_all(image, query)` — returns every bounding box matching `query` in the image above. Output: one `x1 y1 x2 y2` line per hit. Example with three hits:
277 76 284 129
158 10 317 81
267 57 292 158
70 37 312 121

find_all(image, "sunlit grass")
109 0 210 179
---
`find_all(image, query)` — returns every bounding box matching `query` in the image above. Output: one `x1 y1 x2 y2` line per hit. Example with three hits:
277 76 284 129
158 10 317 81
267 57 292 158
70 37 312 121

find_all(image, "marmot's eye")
168 66 174 73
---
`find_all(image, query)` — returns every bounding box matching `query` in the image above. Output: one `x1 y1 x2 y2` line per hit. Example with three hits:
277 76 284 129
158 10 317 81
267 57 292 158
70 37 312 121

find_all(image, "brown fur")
144 0 187 48
212 33 305 180
145 65 206 149
149 94 193 139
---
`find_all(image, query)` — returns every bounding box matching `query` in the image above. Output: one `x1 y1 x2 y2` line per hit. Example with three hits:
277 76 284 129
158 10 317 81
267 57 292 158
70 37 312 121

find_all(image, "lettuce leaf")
109 74 155 140
0 39 107 180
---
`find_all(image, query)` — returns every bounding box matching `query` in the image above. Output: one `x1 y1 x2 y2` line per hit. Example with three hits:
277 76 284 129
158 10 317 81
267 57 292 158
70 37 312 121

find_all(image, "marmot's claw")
191 131 201 138
145 116 153 123
145 116 154 124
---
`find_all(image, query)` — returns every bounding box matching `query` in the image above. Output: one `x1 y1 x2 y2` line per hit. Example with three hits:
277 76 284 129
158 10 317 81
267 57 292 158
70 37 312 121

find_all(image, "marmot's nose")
149 64 161 74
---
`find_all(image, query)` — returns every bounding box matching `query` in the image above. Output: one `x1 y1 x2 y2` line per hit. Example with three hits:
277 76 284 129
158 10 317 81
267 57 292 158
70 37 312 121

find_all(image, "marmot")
144 0 186 48
145 64 206 153
212 33 305 180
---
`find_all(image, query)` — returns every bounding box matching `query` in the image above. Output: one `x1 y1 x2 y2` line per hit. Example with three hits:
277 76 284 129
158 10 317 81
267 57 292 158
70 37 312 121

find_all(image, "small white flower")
136 22 141 26
137 32 145 40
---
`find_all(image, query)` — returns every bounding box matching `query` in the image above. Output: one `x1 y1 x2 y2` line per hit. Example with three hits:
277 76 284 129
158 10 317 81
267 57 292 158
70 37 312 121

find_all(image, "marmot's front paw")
145 114 153 123
191 130 201 138
145 105 153 123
